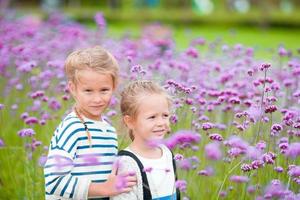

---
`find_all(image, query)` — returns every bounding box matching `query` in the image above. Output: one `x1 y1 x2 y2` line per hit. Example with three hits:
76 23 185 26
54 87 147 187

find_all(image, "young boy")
44 46 136 200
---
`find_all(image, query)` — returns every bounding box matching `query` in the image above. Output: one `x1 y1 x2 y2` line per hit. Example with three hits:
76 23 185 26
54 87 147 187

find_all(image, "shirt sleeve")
44 121 90 199
111 156 143 200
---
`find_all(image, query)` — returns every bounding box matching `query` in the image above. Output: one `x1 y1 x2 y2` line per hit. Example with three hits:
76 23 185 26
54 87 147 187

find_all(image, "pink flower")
94 12 106 29
230 175 249 183
175 180 187 192
205 142 222 160
209 133 223 141
286 142 300 159
165 130 201 150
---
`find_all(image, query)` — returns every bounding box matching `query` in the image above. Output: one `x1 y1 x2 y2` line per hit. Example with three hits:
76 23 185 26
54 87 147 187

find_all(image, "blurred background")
1 1 300 199
2 0 300 50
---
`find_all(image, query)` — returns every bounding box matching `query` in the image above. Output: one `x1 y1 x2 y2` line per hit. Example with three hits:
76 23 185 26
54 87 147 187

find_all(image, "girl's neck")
74 106 102 122
129 140 162 159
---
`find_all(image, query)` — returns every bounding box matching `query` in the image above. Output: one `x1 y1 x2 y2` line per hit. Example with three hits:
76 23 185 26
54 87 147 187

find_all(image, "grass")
1 8 300 199
106 23 300 50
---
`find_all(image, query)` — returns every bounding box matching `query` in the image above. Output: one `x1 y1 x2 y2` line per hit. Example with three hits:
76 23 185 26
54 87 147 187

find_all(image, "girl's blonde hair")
120 80 172 141
64 46 119 87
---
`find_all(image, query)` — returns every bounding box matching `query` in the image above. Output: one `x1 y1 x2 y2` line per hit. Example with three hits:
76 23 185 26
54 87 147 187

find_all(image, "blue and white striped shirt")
44 112 118 200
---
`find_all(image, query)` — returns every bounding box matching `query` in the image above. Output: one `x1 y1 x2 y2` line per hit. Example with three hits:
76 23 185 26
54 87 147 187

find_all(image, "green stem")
286 159 296 191
253 69 267 144
216 160 242 200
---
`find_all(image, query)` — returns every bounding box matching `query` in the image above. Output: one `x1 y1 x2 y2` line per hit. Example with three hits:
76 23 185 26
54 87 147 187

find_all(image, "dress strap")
118 150 152 200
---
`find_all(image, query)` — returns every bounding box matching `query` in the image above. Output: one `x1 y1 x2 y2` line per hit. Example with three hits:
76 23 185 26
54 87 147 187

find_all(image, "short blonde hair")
120 80 172 140
64 46 119 87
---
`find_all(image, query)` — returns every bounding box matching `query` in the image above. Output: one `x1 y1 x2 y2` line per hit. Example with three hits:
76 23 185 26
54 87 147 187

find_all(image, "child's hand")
105 166 137 196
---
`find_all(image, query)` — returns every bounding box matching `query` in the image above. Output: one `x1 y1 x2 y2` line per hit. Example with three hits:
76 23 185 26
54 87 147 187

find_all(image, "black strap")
118 150 152 200
171 151 181 200
118 149 181 200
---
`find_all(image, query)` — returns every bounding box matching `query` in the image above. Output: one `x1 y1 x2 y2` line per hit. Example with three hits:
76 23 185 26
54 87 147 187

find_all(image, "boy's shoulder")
58 111 82 129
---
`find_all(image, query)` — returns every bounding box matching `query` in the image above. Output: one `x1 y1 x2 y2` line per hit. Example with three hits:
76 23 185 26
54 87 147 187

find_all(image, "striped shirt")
44 112 118 200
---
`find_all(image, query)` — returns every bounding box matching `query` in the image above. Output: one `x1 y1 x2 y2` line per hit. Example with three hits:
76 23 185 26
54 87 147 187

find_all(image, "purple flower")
263 179 286 199
202 122 214 131
198 166 214 176
271 124 283 132
178 158 192 170
115 174 126 191
185 47 198 58
175 180 187 192
247 185 256 194
20 112 29 119
251 160 264 169
265 105 277 113
219 191 227 198
278 47 288 57
246 146 262 160
48 98 61 111
29 138 42 151
294 123 300 129
170 114 178 124
39 119 46 126
0 104 4 110
241 163 252 172
165 130 201 150
230 175 249 183
174 153 184 161
24 117 39 125
256 140 266 150
18 128 35 137
228 147 245 157
94 12 106 29
224 136 249 151
18 60 37 73
185 98 193 105
143 167 153 173
38 155 47 167
279 142 289 154
286 142 300 159
205 142 222 160
260 63 271 71
0 138 4 147
288 166 300 177
53 155 74 169
107 110 117 117
274 166 284 173
82 154 99 165
209 133 223 141
262 152 276 165
11 104 18 110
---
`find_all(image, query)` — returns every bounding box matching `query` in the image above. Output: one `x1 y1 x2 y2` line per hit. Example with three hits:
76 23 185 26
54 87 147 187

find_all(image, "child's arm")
44 123 93 199
88 165 137 197
44 147 90 199
111 157 143 200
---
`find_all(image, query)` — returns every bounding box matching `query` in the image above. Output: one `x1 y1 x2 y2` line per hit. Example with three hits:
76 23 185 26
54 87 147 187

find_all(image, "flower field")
0 12 300 199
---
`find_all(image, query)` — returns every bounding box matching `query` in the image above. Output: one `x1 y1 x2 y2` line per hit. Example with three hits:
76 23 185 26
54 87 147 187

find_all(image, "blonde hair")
120 80 171 141
64 46 119 87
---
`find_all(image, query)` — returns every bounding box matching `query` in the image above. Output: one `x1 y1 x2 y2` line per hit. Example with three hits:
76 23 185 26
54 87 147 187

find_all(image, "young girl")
44 46 136 200
112 80 180 200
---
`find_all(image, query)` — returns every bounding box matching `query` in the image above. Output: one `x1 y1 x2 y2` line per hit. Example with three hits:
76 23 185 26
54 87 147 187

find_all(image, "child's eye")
84 89 92 92
148 116 155 119
163 114 170 118
100 88 110 93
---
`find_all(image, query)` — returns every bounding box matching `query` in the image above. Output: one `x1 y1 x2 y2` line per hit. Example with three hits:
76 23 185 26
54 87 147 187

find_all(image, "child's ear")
68 81 76 97
123 115 134 129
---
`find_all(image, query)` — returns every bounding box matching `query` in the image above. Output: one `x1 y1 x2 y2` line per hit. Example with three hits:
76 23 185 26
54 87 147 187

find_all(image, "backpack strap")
170 150 181 200
118 150 152 200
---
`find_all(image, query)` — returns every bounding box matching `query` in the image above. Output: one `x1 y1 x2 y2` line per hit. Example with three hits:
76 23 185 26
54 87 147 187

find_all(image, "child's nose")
94 94 104 103
157 117 168 126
